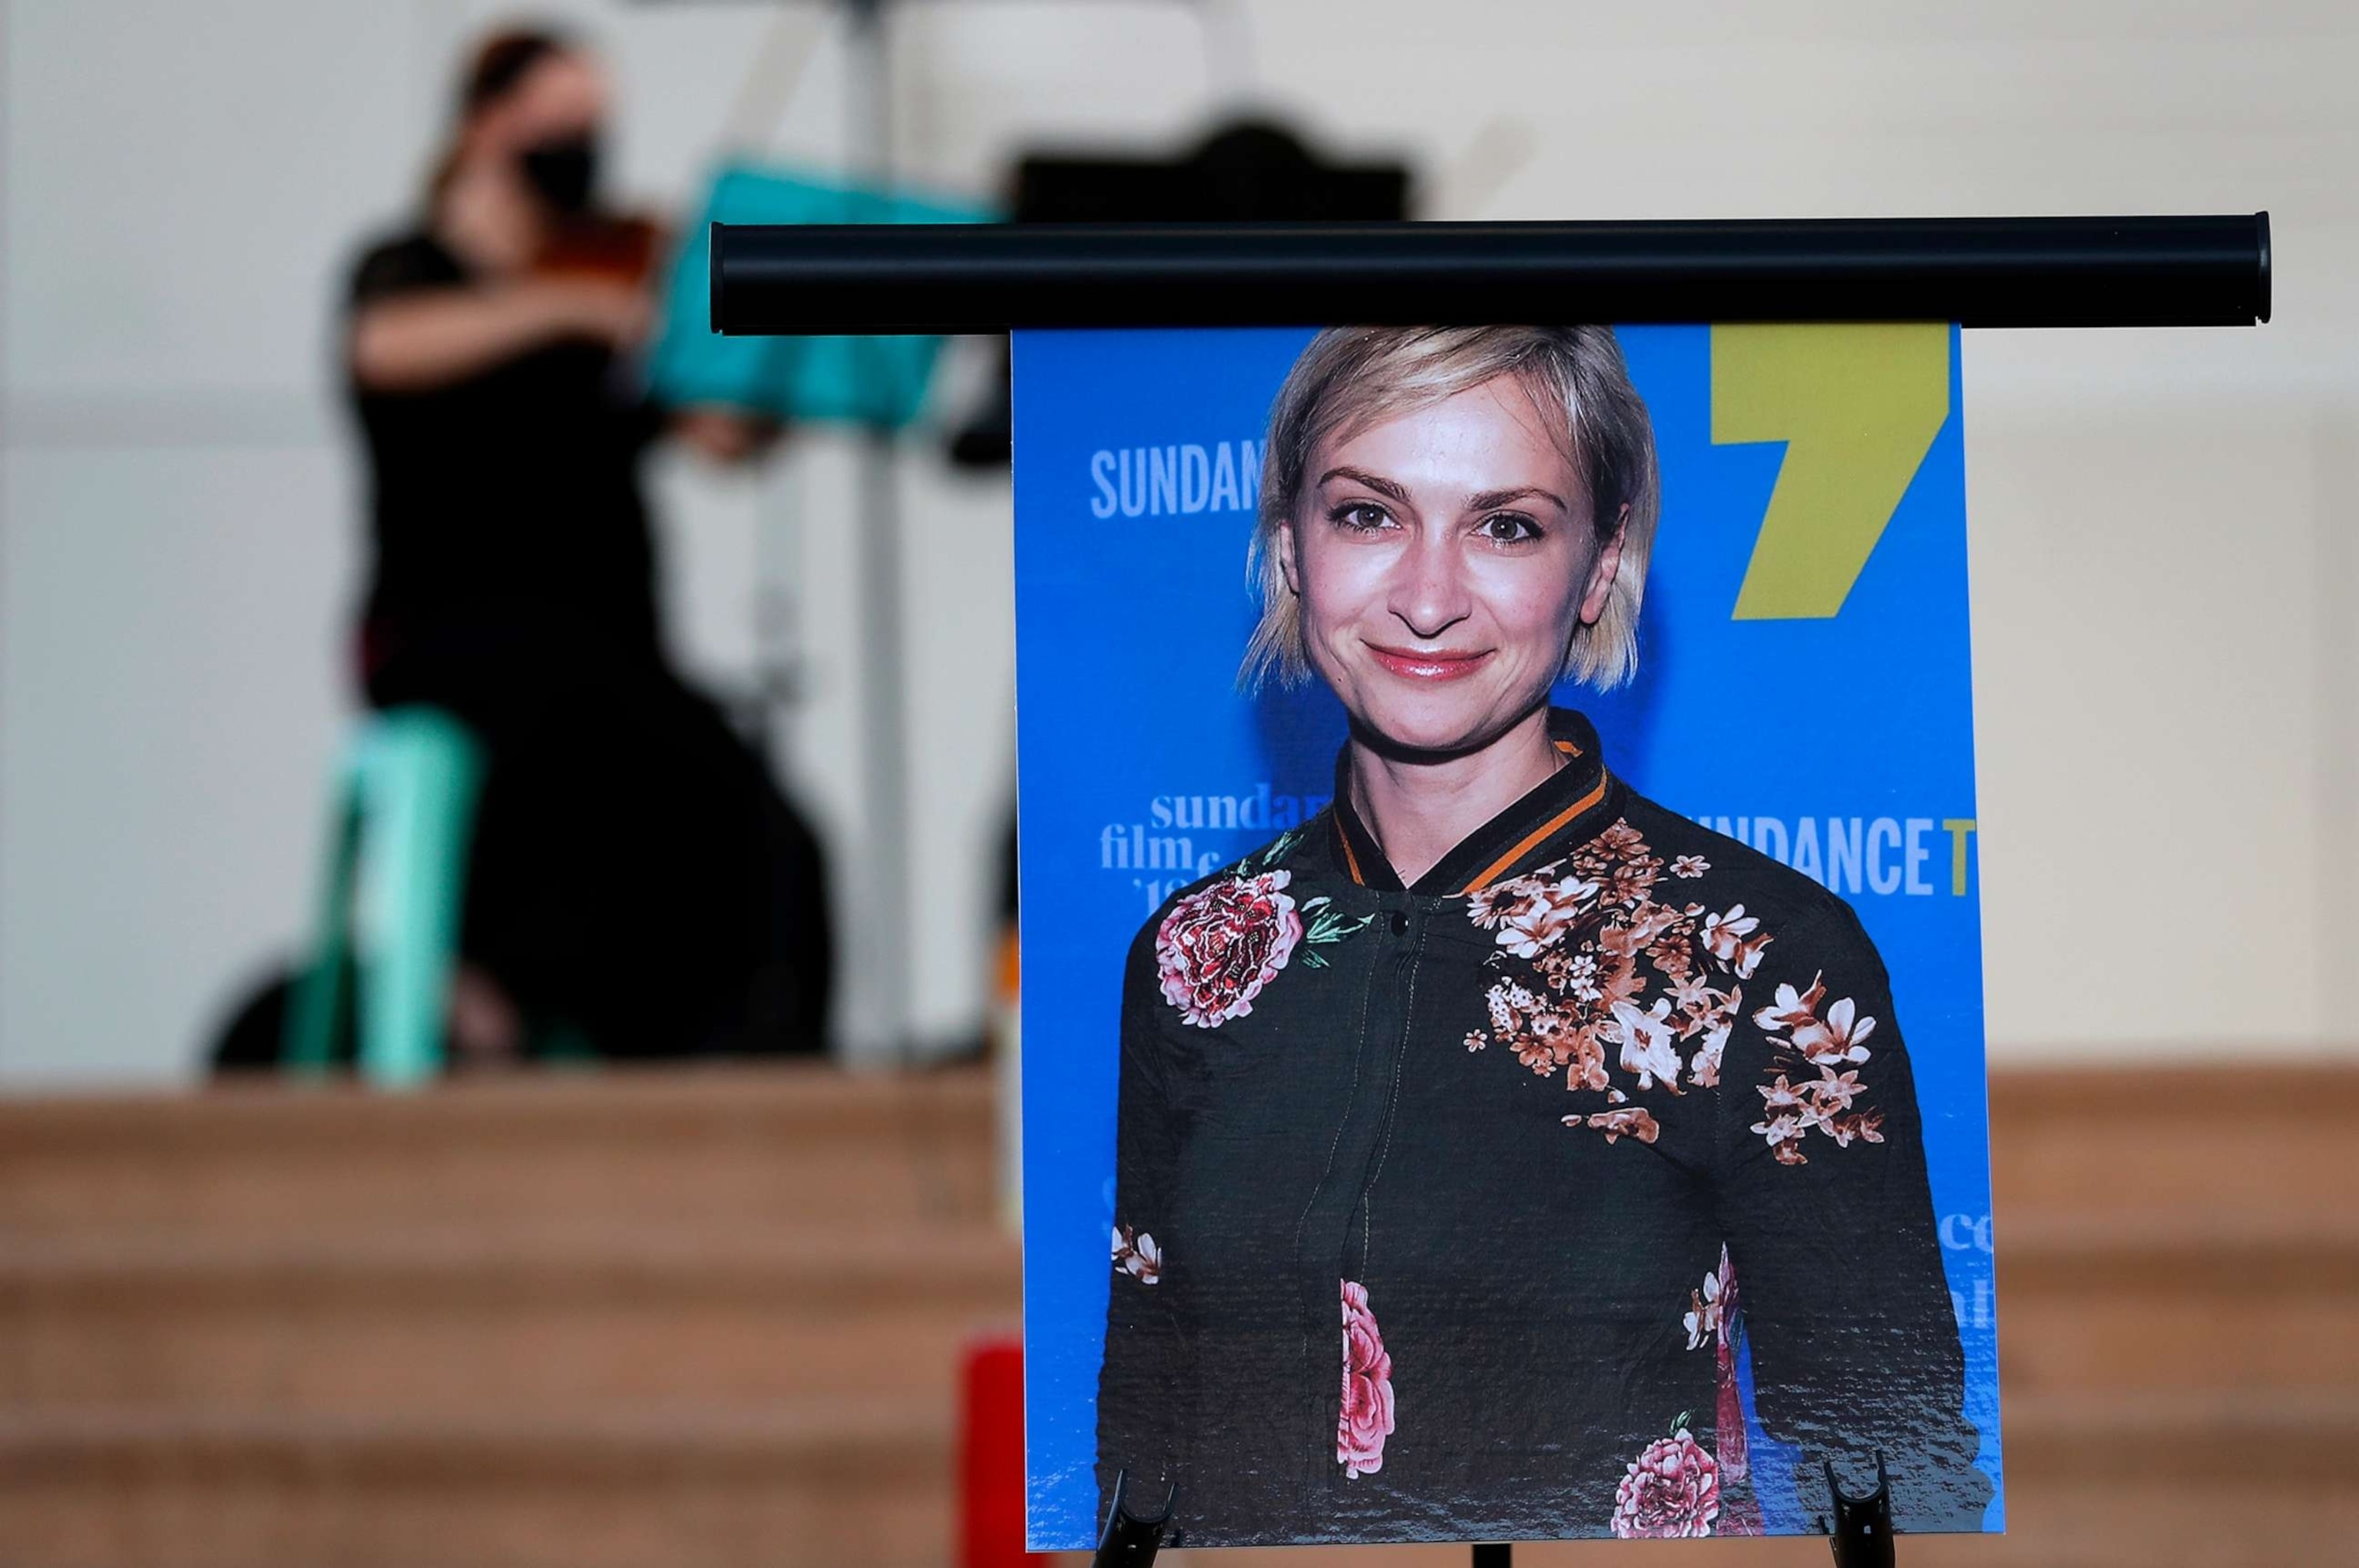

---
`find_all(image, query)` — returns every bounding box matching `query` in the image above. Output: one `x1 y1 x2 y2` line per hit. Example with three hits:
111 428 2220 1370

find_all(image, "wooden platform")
0 1061 2348 1566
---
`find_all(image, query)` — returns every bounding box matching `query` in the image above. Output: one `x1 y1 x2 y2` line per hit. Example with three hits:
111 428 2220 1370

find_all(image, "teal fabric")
649 163 993 429
283 706 484 1087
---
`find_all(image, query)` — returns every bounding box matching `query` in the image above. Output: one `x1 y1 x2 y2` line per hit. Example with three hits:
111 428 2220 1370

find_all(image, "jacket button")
1388 911 1410 935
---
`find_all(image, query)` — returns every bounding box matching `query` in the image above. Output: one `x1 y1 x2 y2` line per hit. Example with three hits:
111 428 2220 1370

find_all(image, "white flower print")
1612 997 1682 1091
1750 1110 1808 1164
1456 817 1888 1168
1112 1224 1163 1284
1820 1110 1885 1150
1700 905 1772 978
1488 980 1540 1036
1683 1252 1731 1351
1570 1107 1661 1145
1746 1056 1884 1165
1493 875 1600 958
1752 975 1877 1067
1689 1018 1730 1090
1810 1067 1866 1112
1800 996 1876 1065
1464 878 1525 930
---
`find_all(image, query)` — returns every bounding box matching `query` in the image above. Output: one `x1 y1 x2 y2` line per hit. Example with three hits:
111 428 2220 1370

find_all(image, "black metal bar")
711 213 2268 333
1471 1543 1514 1568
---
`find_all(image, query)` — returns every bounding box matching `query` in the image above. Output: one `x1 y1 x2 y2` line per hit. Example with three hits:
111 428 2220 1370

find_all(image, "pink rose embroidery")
1337 1280 1395 1478
1611 1427 1720 1539
1155 870 1303 1028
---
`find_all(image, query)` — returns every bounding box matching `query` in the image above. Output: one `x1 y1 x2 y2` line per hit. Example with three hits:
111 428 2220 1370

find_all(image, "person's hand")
673 405 783 464
447 962 526 1070
541 276 651 351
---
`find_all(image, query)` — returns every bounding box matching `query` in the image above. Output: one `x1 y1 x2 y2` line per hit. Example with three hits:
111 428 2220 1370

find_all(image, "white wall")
2 0 2354 1084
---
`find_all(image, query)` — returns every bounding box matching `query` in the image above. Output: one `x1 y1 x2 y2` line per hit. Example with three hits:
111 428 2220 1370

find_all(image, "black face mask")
518 134 599 214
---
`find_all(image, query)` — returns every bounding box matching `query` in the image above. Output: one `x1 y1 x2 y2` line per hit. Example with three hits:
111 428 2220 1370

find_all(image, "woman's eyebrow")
1318 466 1413 505
1466 485 1568 513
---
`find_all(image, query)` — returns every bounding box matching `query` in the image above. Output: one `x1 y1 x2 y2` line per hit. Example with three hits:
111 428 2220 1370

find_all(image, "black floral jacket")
1096 710 1990 1544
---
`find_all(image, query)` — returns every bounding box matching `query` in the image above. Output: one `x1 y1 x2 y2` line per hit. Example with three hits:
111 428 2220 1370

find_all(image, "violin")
534 211 669 287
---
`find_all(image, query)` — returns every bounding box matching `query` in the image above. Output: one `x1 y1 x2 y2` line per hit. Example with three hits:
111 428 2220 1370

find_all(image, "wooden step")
0 1061 2350 1568
0 1228 1021 1413
0 1065 996 1242
1987 1065 2357 1222
5 1217 2346 1413
1995 1212 2359 1394
0 1403 952 1568
0 1064 2329 1239
1 1395 2347 1568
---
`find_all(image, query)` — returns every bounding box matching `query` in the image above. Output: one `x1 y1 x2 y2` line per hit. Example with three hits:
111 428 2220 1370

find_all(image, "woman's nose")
1387 533 1473 641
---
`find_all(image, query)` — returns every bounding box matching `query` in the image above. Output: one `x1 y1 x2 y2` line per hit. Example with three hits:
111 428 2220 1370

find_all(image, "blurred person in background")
341 26 832 1063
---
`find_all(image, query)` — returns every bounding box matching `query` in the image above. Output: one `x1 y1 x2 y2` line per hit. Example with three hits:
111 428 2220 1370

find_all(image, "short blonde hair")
1242 326 1660 693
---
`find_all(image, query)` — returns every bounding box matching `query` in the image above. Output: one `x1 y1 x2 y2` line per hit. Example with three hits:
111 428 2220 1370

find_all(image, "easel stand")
1095 1455 1897 1566
1822 1457 1897 1568
1093 1472 1173 1566
711 210 2263 1568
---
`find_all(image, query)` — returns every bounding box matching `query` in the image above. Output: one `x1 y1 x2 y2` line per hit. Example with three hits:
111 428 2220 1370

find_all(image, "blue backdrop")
1013 325 2001 1547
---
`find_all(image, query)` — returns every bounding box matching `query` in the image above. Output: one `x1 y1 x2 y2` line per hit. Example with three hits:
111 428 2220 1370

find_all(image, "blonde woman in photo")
1096 326 1987 1544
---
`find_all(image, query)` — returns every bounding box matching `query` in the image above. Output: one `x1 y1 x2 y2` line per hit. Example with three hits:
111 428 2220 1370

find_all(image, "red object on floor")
959 1335 1048 1568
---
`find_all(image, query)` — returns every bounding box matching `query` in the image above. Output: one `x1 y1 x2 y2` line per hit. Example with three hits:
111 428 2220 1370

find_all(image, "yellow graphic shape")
1712 323 1950 620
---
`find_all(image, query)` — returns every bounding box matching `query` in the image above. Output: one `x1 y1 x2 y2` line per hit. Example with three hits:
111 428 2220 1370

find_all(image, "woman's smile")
1364 643 1494 682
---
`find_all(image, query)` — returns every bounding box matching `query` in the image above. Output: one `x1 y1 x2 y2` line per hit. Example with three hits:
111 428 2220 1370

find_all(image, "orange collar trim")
1335 746 1605 895
1335 813 1367 886
1456 771 1612 896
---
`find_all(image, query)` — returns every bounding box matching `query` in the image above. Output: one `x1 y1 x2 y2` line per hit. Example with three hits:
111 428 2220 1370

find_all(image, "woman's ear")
1276 519 1302 597
1577 505 1629 627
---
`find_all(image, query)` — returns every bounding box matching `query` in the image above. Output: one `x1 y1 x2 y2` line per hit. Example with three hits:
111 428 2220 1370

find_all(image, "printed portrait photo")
1014 323 2002 1549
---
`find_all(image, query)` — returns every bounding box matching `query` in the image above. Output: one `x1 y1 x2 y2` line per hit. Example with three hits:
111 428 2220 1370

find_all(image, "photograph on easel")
1014 323 2002 1548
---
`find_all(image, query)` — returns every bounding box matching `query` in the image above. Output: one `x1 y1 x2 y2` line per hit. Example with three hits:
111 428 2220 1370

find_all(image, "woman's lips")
1365 643 1493 682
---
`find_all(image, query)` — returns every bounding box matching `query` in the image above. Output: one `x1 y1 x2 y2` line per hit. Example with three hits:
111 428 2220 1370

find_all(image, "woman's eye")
1331 503 1393 532
1480 512 1541 542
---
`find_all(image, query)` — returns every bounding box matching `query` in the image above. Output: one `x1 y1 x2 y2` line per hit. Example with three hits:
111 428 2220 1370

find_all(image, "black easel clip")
1821 1455 1896 1568
1093 1470 1175 1568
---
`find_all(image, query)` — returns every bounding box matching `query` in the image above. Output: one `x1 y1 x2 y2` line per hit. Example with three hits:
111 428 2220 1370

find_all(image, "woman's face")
1280 375 1624 756
471 51 609 164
